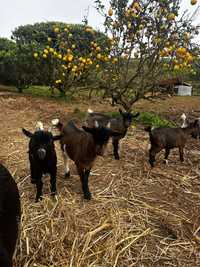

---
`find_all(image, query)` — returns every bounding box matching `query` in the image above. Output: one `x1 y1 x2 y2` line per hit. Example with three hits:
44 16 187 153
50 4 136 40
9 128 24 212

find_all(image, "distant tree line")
0 0 199 110
0 22 108 94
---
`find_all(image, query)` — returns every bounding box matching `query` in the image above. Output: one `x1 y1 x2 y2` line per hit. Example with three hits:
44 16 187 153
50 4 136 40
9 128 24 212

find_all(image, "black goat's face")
82 124 117 156
119 109 139 128
22 128 61 160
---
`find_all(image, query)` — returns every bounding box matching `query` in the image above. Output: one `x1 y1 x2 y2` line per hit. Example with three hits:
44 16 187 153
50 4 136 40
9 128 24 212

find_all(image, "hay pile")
12 128 200 267
0 95 200 266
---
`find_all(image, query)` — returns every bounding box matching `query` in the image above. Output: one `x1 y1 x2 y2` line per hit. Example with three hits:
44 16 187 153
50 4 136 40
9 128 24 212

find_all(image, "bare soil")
0 92 200 267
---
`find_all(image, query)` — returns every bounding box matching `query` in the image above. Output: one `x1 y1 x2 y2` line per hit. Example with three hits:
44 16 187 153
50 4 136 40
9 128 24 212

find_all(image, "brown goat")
52 119 120 200
145 119 200 167
0 163 21 267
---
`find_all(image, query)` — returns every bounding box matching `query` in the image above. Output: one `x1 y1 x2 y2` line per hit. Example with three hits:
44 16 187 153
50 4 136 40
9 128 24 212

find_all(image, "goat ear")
53 135 62 141
22 128 33 138
181 113 187 120
106 121 111 128
35 121 44 131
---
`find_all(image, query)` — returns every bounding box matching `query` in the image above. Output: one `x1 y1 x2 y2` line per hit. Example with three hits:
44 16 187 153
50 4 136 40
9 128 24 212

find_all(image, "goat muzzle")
37 148 46 160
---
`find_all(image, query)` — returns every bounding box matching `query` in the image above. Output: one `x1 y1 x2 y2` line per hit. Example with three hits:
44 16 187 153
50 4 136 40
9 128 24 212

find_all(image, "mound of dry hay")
1 94 200 266
10 126 200 267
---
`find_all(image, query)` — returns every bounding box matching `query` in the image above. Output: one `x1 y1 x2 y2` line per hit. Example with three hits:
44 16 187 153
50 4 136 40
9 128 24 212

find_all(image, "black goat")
52 119 120 200
0 163 21 267
145 119 200 167
85 108 140 159
22 122 61 202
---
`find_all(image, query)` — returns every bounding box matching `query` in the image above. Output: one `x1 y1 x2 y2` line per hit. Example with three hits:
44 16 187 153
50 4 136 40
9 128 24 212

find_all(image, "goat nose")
37 148 46 160
96 145 105 156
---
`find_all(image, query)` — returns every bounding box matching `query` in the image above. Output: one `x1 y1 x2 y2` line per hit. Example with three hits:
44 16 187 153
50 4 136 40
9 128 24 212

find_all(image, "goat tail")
144 126 152 133
87 108 94 114
52 119 63 131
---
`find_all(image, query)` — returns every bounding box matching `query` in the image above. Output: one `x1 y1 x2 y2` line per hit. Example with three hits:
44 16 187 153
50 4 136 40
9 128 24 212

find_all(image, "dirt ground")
0 93 200 267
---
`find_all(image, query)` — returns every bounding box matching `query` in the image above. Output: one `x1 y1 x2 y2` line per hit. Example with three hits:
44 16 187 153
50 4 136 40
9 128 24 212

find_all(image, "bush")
136 112 176 127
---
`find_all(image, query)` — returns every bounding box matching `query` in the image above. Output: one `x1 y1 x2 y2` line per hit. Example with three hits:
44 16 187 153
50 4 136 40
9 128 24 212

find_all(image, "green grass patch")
25 86 55 97
21 86 75 102
136 112 176 128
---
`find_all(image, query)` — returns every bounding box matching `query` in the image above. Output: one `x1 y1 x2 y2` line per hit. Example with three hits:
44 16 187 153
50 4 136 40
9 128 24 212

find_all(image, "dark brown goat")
0 163 21 267
145 119 200 167
181 113 200 139
52 119 120 200
22 122 61 202
86 108 140 160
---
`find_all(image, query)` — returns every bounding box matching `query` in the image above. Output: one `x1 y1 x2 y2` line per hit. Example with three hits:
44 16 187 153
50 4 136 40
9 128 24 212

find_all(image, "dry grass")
1 93 200 267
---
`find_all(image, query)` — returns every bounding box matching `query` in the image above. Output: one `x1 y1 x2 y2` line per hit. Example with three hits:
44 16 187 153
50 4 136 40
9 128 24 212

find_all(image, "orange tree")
34 23 110 96
94 0 199 110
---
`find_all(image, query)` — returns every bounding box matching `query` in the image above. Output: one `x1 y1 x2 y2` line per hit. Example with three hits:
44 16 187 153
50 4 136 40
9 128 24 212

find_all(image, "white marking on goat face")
94 120 99 128
36 121 44 131
52 119 59 126
88 108 93 113
37 148 46 160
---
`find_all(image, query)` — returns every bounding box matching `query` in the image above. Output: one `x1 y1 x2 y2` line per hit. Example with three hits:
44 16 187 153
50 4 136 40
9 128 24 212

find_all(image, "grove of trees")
0 0 200 109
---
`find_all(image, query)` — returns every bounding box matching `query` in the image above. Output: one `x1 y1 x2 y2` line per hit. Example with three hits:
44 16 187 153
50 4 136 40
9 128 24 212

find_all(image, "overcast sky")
0 0 200 39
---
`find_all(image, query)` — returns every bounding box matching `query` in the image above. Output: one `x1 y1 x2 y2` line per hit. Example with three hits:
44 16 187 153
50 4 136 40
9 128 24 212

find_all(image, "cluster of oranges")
124 1 141 18
191 0 198 5
160 42 195 72
34 26 109 84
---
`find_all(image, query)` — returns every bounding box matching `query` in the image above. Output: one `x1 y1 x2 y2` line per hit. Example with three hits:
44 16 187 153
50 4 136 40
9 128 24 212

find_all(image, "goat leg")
62 149 70 178
77 166 91 200
149 147 155 167
163 148 170 164
35 180 43 202
50 169 57 196
149 146 161 167
30 166 37 184
179 147 184 162
112 138 120 160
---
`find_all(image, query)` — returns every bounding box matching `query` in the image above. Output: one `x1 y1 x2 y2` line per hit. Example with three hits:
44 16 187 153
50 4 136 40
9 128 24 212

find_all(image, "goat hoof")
35 197 42 203
149 162 154 167
64 171 70 178
84 192 91 200
163 159 168 165
114 155 120 160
